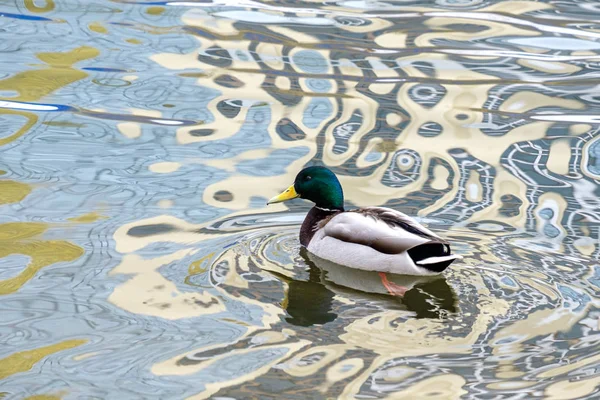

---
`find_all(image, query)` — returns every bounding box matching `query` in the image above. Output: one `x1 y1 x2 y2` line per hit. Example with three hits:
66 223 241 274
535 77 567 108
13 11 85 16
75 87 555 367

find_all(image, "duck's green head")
267 166 344 211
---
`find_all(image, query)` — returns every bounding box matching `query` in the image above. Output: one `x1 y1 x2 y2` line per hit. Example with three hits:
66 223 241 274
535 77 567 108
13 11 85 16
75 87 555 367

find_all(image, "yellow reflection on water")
0 223 84 295
0 180 31 205
0 46 99 146
23 395 63 400
0 46 98 103
88 22 108 34
0 339 86 380
24 0 54 13
147 6 165 16
0 110 37 148
42 121 86 128
67 212 108 223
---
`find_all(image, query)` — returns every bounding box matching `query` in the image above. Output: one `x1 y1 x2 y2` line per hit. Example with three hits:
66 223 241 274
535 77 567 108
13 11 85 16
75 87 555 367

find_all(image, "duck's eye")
305 176 312 181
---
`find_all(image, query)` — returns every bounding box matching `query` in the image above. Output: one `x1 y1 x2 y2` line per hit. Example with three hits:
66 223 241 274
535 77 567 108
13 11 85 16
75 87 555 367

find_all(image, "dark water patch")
127 223 178 237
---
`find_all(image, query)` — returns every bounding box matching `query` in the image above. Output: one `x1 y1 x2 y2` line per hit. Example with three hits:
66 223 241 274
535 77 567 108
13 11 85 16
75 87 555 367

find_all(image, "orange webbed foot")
379 272 409 297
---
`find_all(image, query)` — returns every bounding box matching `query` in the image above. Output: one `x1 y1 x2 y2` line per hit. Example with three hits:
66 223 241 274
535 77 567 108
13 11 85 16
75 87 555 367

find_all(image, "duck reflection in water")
279 249 458 327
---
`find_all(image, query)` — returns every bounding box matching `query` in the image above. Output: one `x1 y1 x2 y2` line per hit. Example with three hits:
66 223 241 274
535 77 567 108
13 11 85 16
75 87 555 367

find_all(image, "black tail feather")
407 242 454 273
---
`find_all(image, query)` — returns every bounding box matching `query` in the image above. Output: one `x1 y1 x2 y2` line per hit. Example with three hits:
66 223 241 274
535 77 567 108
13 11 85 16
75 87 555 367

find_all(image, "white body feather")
306 207 460 276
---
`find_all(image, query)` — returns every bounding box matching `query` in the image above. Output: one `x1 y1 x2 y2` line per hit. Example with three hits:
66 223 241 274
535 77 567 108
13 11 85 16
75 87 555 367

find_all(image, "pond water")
2 0 600 398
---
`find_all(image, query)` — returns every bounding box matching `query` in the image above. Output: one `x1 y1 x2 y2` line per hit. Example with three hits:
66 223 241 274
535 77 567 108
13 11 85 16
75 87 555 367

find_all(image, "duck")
267 166 461 296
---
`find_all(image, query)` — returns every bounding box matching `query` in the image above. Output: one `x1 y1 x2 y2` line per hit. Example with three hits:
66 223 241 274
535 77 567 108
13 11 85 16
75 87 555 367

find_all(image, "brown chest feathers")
299 207 341 247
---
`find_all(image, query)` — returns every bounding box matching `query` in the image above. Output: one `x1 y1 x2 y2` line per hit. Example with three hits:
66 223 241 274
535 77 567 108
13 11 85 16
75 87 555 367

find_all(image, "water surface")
2 0 600 398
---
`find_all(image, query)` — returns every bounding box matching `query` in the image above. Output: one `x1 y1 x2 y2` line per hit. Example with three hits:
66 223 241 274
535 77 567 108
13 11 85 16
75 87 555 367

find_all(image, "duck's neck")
300 206 342 247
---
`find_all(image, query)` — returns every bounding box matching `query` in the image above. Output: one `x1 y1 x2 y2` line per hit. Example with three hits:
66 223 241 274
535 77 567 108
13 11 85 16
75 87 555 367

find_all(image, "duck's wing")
321 207 446 255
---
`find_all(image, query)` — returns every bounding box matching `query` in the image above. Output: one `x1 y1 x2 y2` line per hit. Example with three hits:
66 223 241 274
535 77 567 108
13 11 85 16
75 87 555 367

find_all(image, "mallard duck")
267 166 461 295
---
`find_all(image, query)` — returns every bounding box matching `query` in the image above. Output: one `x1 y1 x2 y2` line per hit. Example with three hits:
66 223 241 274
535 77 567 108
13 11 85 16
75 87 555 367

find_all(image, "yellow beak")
267 185 299 205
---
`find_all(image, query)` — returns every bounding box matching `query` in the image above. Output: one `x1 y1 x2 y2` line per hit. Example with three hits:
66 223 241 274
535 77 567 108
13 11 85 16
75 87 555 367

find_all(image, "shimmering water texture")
3 0 600 399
